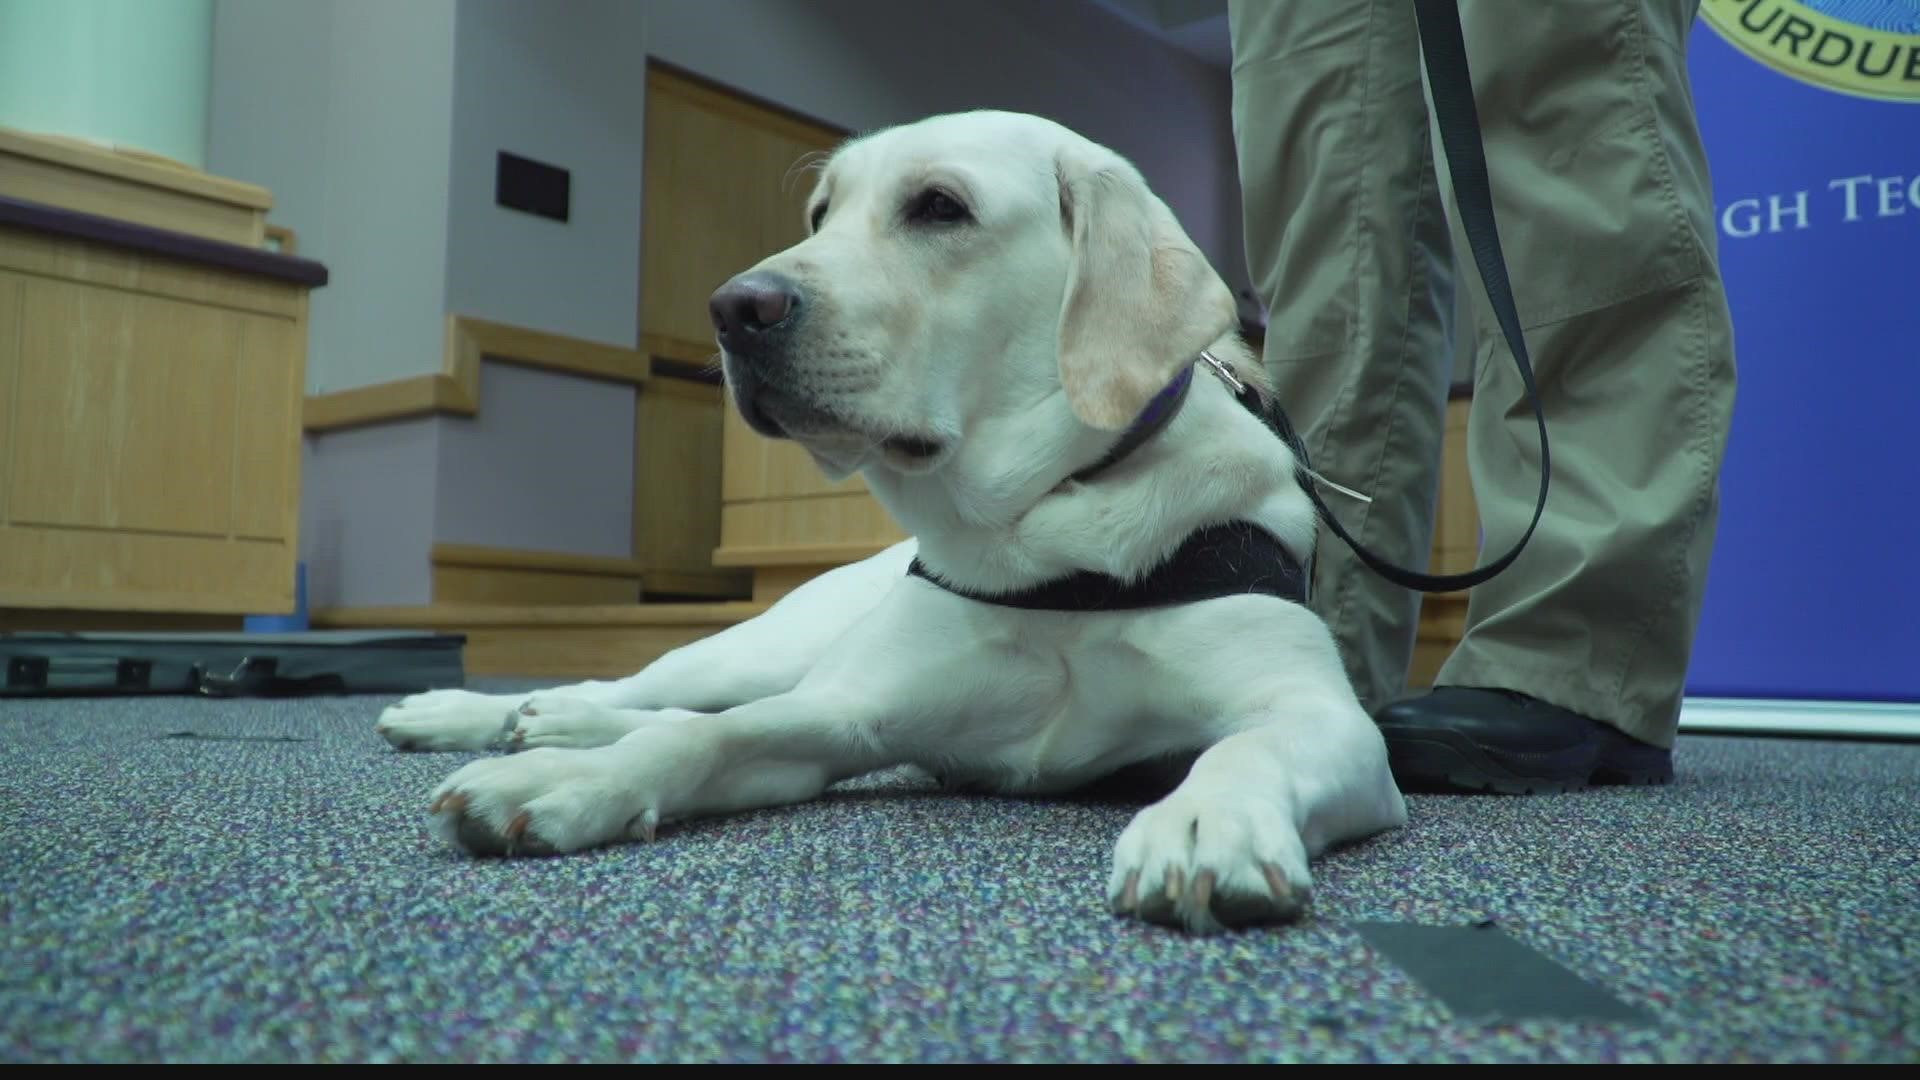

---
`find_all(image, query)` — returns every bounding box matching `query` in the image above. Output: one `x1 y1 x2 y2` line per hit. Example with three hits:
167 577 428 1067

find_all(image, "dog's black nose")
710 272 802 353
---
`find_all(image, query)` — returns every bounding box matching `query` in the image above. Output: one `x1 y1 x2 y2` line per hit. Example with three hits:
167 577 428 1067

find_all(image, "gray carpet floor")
3 683 1916 1063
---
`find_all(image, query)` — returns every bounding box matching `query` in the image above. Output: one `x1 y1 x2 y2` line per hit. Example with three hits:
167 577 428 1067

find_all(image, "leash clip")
1196 349 1370 505
1198 349 1245 394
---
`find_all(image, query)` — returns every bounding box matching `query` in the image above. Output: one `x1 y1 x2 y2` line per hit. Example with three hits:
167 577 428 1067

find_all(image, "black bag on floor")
0 630 466 697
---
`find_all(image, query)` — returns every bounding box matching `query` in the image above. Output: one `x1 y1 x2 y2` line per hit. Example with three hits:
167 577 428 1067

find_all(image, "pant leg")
1433 0 1739 747
1228 0 1458 715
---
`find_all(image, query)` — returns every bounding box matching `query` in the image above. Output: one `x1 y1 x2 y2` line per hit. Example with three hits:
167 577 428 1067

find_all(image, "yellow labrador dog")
376 111 1406 933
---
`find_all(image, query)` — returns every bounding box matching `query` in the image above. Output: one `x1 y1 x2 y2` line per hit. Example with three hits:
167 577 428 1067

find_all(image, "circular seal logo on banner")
1702 0 1920 102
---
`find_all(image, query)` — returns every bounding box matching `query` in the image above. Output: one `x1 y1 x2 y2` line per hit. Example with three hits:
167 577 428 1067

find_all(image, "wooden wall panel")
634 376 750 599
9 280 239 536
0 238 307 614
716 495 906 562
639 65 899 592
1410 396 1479 688
230 312 302 541
0 127 270 248
0 278 18 524
431 543 645 606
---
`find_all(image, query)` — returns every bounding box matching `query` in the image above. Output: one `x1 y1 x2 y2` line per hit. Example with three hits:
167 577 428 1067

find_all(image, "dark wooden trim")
649 357 722 385
0 195 329 288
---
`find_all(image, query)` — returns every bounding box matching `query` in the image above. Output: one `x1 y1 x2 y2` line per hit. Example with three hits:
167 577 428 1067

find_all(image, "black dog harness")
906 356 1316 611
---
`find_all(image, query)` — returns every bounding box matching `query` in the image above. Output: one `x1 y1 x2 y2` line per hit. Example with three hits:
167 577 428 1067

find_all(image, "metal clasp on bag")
196 656 274 697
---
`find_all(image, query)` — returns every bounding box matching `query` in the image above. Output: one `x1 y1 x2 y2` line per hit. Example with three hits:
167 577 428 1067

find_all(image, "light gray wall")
432 0 648 561
443 0 647 347
212 0 458 606
316 0 457 391
300 423 440 609
206 0 329 269
208 0 457 394
434 363 635 559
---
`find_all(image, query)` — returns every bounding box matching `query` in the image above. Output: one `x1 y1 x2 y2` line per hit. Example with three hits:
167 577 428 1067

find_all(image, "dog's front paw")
375 689 524 752
1107 792 1312 935
506 693 664 749
427 738 692 857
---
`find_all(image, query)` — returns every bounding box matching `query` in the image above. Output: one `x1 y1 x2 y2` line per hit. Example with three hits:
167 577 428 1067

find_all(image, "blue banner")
1685 0 1920 701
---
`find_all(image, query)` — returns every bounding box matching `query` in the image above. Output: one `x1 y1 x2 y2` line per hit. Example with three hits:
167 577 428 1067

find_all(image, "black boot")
1374 687 1673 795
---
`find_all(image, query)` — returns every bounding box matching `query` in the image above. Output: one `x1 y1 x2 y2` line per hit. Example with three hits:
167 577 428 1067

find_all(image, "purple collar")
1067 364 1196 485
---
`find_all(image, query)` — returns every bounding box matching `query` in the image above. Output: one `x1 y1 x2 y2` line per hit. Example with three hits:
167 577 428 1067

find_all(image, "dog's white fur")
376 111 1406 934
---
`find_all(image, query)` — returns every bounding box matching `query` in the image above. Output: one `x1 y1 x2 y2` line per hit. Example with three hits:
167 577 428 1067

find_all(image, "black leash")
1300 0 1552 595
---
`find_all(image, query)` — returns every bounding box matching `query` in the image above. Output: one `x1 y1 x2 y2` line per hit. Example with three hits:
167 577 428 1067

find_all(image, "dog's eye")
809 201 828 232
906 189 970 225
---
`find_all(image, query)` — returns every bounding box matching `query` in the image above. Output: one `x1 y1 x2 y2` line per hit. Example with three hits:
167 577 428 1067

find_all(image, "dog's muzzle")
710 271 805 438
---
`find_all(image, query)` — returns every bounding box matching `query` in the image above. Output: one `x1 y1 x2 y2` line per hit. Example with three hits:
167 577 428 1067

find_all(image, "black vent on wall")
495 152 571 223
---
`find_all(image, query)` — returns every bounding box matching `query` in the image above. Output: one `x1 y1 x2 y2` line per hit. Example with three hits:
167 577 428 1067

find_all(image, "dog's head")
710 110 1241 479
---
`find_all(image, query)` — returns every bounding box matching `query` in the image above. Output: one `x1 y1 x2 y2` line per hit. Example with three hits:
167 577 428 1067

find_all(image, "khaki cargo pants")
1228 0 1737 747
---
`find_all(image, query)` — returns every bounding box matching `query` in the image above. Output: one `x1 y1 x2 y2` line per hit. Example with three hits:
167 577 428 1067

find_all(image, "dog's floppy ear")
1055 150 1238 430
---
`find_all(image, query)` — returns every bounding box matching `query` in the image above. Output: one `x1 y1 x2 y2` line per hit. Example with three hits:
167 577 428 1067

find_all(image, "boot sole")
1381 725 1673 796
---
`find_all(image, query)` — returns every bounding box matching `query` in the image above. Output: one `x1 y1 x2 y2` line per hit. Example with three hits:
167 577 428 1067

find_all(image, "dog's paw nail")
431 792 468 815
518 702 538 717
1262 862 1292 901
1164 866 1185 904
505 811 531 841
631 808 659 843
1114 870 1141 914
1191 868 1216 910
